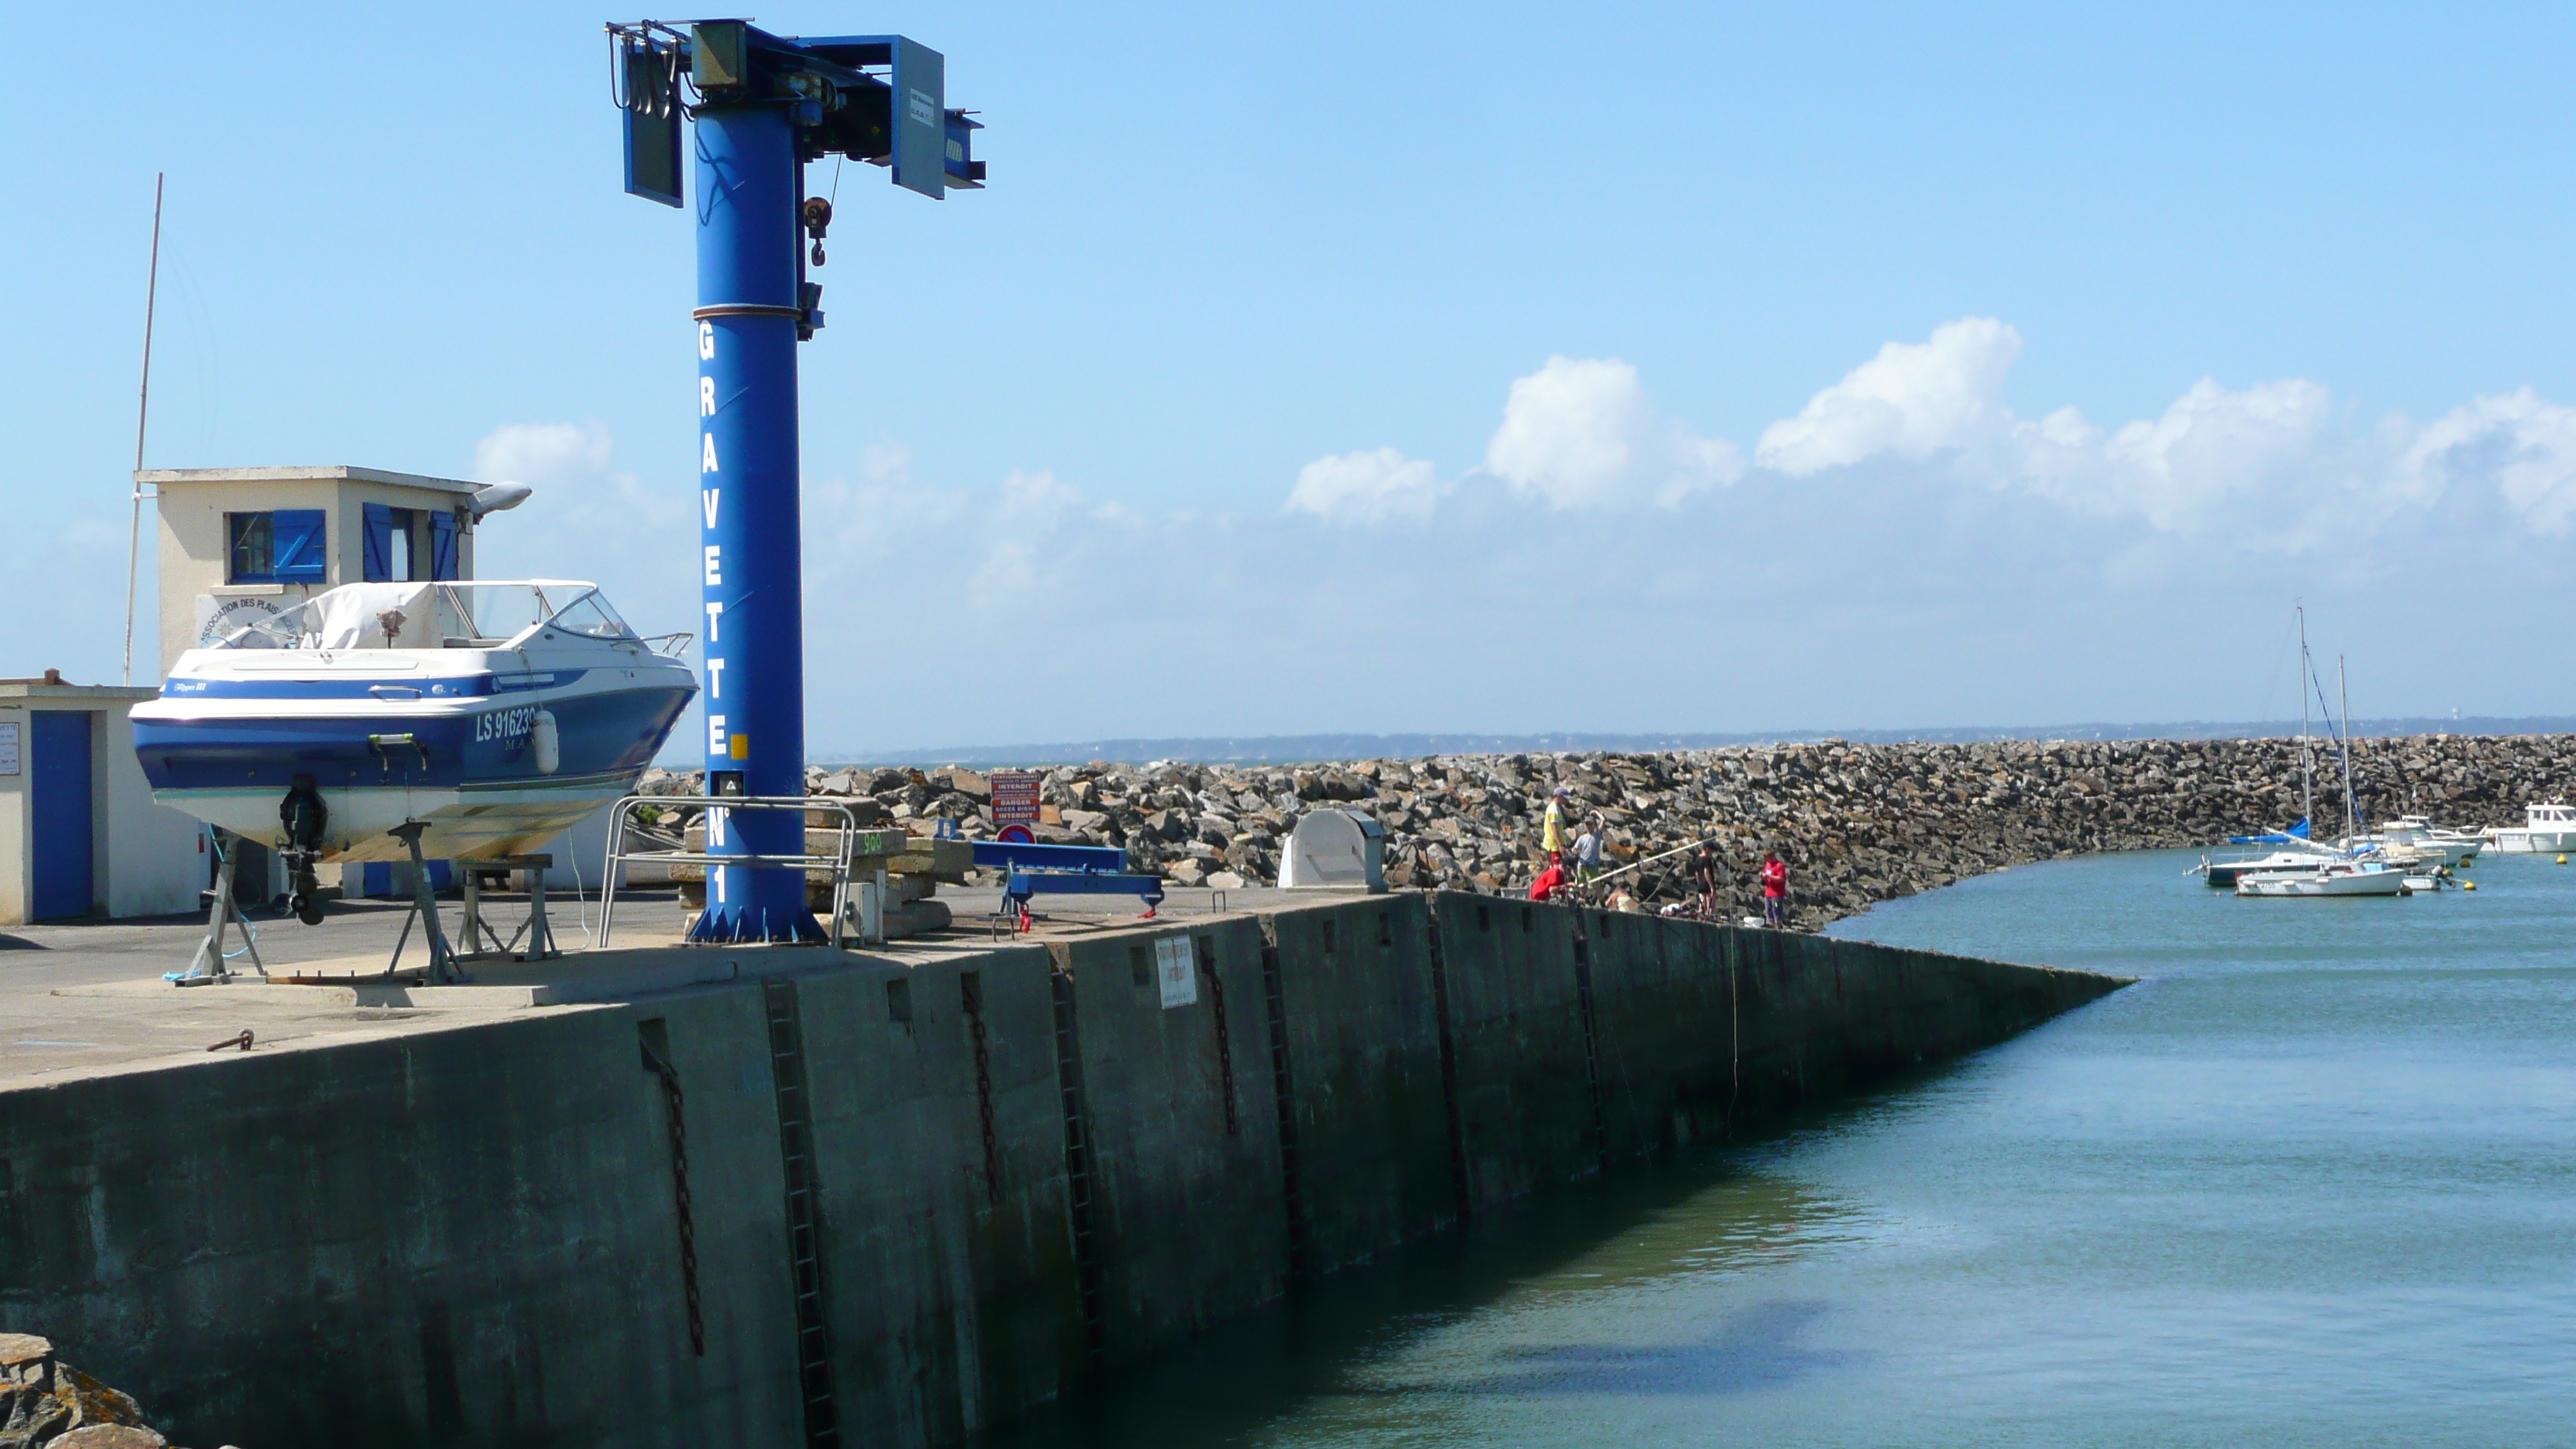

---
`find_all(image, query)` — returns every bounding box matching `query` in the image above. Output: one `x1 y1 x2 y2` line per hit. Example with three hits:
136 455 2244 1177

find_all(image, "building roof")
0 679 160 702
136 465 481 496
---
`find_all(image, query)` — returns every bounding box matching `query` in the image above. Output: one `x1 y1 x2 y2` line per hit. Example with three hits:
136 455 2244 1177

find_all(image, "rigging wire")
122 173 164 687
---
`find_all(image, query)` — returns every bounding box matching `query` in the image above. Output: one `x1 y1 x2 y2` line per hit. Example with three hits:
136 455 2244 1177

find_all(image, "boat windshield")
214 581 633 651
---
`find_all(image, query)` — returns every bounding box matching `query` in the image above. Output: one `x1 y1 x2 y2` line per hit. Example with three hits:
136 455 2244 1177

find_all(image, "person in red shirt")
1760 850 1788 928
1528 859 1568 902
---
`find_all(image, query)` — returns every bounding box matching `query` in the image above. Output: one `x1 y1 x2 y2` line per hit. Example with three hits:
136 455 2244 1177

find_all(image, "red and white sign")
990 769 1043 826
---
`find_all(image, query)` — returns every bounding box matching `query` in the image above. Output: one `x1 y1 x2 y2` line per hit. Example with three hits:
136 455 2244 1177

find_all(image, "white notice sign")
0 721 18 776
1155 937 1197 1009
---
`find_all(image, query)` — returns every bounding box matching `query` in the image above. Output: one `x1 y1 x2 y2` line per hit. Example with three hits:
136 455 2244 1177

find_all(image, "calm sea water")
986 849 2576 1447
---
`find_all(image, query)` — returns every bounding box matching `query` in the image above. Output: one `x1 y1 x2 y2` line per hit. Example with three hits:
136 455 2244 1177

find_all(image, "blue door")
29 711 94 920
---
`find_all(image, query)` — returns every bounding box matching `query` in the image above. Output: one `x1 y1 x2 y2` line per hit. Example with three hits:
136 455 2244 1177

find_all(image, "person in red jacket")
1528 858 1568 902
1760 850 1789 928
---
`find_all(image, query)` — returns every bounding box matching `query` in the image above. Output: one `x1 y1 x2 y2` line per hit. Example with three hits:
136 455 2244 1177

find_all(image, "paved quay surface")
0 882 1317 1090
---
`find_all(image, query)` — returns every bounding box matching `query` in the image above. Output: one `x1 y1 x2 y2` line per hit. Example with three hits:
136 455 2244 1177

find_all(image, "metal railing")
598 793 898 947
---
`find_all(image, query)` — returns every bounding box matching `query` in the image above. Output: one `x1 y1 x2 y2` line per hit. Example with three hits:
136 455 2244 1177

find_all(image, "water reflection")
1451 1300 1862 1396
982 1154 1875 1447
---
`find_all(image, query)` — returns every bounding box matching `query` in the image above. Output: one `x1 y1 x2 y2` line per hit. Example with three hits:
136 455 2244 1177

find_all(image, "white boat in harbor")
2235 861 2410 897
2343 815 2479 868
2216 615 2423 901
2203 608 2352 890
2484 801 2576 855
2202 839 2345 888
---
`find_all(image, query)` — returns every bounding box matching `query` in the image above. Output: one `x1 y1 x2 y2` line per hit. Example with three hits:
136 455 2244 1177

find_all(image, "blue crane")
606 20 983 942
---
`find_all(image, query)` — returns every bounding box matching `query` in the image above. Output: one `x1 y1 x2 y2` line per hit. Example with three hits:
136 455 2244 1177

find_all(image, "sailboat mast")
2297 608 2313 835
2339 653 2358 840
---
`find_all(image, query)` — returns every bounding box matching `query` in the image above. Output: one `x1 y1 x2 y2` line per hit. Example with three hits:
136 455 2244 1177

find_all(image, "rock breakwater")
638 734 2576 928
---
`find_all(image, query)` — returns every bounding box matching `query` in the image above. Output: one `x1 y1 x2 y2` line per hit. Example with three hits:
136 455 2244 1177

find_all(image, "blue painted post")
689 101 820 943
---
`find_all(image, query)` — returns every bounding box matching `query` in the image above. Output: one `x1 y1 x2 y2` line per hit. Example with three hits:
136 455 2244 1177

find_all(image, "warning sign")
991 769 1043 827
1154 937 1198 1009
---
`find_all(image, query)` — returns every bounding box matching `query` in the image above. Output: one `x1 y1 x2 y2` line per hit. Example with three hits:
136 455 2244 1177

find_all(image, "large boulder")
0 1336 168 1449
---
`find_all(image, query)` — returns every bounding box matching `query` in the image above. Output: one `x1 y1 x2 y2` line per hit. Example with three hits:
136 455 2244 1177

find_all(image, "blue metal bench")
971 840 1166 919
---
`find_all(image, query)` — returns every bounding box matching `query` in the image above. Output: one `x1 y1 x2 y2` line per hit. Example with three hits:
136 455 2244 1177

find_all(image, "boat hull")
2235 869 2408 897
2203 852 2338 888
133 683 691 862
149 775 645 862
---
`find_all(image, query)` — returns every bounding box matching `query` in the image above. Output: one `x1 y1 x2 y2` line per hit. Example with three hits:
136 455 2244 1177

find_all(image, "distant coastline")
826 717 2576 769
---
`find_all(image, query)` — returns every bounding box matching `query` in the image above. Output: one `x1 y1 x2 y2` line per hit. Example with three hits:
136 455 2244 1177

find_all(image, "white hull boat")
2235 862 2410 897
2358 816 2481 867
2485 803 2576 854
2201 841 2342 888
132 581 695 914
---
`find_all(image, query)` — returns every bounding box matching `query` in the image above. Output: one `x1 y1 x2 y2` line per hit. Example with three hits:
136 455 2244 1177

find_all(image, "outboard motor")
279 776 330 925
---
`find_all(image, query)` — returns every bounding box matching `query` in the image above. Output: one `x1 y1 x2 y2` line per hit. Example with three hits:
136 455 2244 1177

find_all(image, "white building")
0 675 200 924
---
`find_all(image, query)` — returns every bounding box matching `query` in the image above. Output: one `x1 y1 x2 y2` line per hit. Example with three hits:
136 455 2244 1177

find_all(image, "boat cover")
308 583 437 649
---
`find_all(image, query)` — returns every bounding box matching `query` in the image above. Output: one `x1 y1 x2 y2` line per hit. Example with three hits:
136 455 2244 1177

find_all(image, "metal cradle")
598 793 896 947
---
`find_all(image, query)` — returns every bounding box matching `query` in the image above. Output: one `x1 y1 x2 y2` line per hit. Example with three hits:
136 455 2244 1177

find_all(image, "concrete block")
1048 917 1287 1364
789 951 1085 1444
0 993 807 1448
1255 895 1457 1269
1427 892 1598 1211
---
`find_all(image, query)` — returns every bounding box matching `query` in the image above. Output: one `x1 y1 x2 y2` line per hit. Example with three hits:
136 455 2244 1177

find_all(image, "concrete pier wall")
0 893 2123 1447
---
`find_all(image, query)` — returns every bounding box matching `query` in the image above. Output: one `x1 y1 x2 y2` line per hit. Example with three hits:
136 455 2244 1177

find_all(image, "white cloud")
1286 447 1444 526
471 421 615 488
2404 386 2576 533
454 341 2576 756
1752 319 2459 553
465 422 690 625
1482 356 1743 509
2080 378 2413 543
1756 317 2021 475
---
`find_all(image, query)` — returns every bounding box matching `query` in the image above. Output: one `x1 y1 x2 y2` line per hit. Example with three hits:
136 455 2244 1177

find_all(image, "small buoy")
2464 881 2477 891
2557 854 2567 865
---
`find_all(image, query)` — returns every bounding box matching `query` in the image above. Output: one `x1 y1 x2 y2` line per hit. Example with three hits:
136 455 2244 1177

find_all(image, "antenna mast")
122 173 165 687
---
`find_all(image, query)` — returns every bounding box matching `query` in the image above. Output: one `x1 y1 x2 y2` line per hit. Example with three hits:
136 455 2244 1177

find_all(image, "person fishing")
1690 840 1722 916
1542 785 1570 863
1761 849 1789 928
1528 855 1569 902
1572 814 1605 885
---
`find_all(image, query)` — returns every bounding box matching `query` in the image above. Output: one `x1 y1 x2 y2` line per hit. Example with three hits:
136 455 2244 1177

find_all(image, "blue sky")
10 2 2576 753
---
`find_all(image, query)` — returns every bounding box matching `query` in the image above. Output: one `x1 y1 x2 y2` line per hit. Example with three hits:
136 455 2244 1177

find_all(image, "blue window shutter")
428 510 460 581
361 504 395 582
270 510 327 582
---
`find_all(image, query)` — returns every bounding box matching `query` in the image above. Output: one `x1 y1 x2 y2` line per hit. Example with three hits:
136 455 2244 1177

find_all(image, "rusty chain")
639 1042 707 1356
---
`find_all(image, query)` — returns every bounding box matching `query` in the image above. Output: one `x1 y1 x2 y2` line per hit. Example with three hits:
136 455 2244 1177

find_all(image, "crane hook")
801 197 832 266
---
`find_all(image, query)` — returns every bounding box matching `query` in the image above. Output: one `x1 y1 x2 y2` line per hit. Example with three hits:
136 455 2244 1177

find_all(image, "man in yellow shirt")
1542 786 1569 863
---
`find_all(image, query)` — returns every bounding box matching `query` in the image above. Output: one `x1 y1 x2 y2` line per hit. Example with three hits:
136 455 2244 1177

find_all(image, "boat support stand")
170 828 267 986
459 854 560 961
385 823 468 984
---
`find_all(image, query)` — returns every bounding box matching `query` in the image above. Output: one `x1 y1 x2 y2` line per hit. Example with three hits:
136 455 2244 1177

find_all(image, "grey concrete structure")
0 891 2123 1447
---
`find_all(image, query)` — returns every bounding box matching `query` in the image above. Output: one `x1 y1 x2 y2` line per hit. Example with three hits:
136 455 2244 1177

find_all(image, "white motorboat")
133 581 696 916
2485 801 2576 855
2348 815 2479 868
2387 815 2482 865
2235 861 2410 897
2201 841 2345 888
